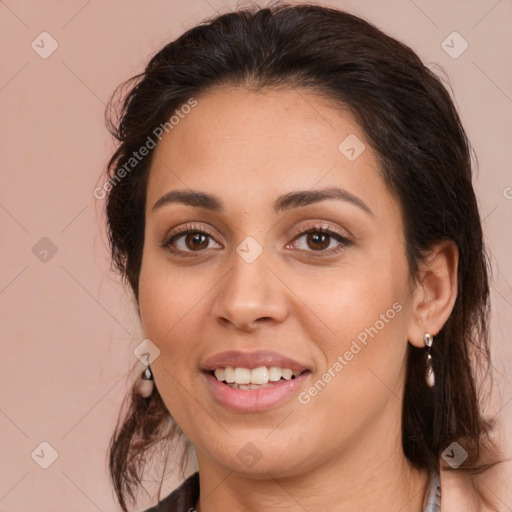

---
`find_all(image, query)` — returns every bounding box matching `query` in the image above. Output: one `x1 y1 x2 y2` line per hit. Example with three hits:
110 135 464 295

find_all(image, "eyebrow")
152 186 373 216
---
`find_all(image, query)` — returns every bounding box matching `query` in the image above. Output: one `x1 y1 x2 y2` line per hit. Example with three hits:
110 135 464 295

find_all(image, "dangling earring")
137 364 154 398
424 333 435 387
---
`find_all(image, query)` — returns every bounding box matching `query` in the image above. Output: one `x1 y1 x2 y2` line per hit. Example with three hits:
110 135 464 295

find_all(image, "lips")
202 350 311 373
201 350 312 412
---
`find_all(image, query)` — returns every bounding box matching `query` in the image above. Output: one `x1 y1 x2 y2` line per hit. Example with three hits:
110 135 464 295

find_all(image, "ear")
407 240 459 348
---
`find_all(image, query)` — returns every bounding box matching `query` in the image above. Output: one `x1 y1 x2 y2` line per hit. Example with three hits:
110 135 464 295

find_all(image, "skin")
138 85 459 511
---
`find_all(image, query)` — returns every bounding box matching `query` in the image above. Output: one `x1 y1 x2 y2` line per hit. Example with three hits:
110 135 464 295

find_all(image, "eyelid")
162 222 221 254
166 222 219 241
162 221 352 256
287 222 352 257
290 221 351 240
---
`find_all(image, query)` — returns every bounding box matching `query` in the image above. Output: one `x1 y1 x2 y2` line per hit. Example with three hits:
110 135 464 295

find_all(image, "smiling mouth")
209 366 310 390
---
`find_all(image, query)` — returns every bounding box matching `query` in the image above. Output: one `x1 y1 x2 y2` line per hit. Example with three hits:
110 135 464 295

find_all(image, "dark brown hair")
103 2 504 510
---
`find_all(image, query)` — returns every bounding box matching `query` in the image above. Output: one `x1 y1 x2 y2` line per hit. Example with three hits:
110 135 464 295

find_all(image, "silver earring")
424 333 435 387
137 364 154 398
142 366 153 380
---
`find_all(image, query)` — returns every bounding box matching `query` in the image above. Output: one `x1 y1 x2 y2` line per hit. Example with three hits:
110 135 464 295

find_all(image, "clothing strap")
422 469 441 512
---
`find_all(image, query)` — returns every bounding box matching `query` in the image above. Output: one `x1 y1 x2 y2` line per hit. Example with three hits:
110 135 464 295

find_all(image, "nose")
211 246 288 333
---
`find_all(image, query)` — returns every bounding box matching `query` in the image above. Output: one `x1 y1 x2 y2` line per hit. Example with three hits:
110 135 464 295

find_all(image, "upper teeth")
214 366 301 385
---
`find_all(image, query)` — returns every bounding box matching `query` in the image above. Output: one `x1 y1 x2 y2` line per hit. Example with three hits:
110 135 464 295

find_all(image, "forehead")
146 86 395 220
152 85 360 165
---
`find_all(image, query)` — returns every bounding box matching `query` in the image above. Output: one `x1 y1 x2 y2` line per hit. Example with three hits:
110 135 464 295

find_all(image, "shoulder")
141 472 200 512
440 460 512 512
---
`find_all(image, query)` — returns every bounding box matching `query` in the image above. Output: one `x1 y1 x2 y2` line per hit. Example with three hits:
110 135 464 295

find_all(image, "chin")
196 433 318 479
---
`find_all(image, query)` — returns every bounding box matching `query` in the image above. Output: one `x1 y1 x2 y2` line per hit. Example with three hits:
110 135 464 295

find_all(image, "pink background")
1 0 511 510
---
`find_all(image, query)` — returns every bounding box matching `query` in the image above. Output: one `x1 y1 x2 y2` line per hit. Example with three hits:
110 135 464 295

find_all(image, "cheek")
302 264 405 342
302 264 410 401
138 261 207 416
296 301 409 448
319 298 407 390
138 253 207 338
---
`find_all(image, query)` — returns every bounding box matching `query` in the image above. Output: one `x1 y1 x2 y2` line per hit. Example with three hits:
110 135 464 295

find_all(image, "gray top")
422 469 441 512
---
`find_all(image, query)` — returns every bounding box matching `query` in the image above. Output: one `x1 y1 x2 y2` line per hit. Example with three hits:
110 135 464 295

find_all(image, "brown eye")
163 224 222 255
289 225 352 257
183 233 209 251
168 231 216 252
306 232 330 251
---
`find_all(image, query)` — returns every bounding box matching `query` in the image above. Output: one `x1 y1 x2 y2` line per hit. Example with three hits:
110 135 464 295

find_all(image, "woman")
103 3 507 511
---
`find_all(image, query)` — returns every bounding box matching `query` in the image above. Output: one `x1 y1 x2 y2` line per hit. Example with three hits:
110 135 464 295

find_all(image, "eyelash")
162 222 352 258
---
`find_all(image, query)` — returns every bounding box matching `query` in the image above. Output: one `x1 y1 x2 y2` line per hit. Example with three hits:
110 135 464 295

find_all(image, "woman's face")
138 86 418 477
